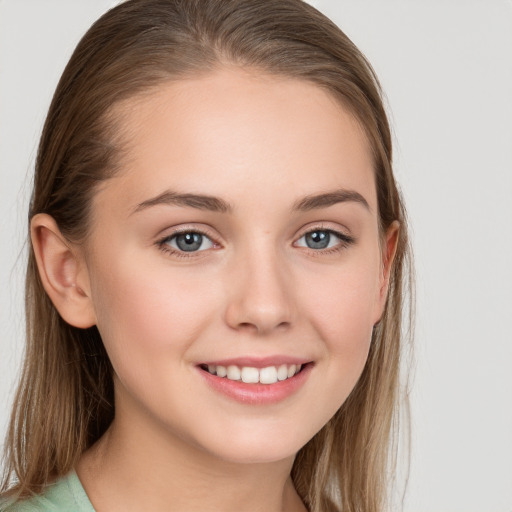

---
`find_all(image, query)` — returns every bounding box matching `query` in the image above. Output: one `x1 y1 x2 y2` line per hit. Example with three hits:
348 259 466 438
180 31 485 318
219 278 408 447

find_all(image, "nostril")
237 322 259 332
235 320 291 335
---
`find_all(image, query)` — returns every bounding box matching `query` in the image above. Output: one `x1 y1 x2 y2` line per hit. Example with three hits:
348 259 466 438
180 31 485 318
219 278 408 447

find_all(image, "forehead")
97 67 377 215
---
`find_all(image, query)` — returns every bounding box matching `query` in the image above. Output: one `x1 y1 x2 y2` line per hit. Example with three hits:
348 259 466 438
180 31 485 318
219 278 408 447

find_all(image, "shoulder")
1 494 59 512
0 471 95 512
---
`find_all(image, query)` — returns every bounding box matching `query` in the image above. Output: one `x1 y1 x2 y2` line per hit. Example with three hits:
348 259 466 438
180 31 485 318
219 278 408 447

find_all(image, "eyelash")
157 227 217 259
156 226 355 259
295 228 355 255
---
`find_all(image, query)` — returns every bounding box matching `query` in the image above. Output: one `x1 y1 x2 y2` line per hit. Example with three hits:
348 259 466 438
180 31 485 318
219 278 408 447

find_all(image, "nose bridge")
225 238 294 334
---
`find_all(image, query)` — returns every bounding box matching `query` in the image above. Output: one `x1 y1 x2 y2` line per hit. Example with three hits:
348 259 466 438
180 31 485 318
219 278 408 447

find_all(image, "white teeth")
277 364 289 381
204 363 304 384
241 367 259 383
227 365 241 380
259 366 278 384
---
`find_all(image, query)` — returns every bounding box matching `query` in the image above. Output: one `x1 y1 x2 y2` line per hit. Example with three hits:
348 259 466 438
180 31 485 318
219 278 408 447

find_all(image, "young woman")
1 1 413 511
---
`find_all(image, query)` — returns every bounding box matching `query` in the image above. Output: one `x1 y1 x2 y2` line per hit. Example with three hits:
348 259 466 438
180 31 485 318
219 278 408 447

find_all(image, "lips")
197 358 313 404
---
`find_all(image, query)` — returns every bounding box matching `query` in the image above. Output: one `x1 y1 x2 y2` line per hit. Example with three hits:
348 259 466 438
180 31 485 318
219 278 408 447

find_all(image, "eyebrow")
132 188 370 215
132 191 232 214
293 189 371 212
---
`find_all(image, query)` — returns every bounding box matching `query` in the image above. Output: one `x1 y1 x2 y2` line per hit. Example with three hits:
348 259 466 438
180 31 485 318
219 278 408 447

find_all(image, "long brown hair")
1 1 414 510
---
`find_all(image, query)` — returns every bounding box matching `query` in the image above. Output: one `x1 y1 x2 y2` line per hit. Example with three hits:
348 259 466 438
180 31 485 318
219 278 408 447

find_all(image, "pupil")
306 230 330 249
176 233 202 251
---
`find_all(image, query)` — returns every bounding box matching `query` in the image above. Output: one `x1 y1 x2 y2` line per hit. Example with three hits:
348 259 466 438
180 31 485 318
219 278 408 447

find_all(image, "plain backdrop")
1 1 511 511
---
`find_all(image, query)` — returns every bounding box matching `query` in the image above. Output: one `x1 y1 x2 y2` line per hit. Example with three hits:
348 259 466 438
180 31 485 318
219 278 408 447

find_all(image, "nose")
224 247 294 335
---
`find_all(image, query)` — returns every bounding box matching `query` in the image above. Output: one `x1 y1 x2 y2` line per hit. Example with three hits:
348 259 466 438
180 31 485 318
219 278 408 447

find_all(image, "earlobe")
31 214 96 328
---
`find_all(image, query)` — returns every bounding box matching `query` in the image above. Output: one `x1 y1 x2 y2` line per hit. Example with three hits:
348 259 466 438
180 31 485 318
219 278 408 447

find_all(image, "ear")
374 220 400 324
31 213 96 328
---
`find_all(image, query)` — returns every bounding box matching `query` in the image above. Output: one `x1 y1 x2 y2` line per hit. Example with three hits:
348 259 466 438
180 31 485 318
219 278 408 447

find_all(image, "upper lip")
198 355 312 368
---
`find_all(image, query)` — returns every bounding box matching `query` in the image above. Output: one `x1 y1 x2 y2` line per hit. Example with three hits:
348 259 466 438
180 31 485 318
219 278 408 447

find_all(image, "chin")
189 419 320 466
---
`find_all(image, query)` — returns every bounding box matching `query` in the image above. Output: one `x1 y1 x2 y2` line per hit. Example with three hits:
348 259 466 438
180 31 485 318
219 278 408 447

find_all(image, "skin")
32 67 398 512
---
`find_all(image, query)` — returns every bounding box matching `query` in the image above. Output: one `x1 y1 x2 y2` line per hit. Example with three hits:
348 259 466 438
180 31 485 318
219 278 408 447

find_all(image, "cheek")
88 251 218 373
308 259 379 333
298 250 381 380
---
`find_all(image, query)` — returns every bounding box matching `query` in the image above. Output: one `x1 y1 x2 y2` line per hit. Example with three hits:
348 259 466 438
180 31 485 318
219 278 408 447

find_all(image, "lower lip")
197 364 313 405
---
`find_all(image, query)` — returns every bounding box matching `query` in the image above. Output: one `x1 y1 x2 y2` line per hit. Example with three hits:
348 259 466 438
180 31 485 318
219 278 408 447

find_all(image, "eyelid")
296 222 354 240
156 224 220 243
293 225 355 251
156 225 222 258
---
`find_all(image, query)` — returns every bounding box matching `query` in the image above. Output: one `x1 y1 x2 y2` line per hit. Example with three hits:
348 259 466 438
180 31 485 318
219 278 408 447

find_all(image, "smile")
201 363 302 384
197 359 313 405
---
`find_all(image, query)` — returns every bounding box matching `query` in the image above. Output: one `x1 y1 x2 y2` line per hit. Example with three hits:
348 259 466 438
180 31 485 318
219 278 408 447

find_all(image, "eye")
164 231 214 252
295 229 352 250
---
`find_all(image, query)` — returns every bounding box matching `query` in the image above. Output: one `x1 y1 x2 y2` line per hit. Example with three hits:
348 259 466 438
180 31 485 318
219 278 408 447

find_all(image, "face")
80 68 392 464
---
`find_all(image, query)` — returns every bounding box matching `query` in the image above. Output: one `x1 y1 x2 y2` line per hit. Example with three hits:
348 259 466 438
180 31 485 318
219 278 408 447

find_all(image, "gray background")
1 1 511 510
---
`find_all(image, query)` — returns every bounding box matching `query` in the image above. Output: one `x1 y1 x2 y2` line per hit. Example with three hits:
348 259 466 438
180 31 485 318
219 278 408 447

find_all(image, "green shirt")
1 471 95 512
